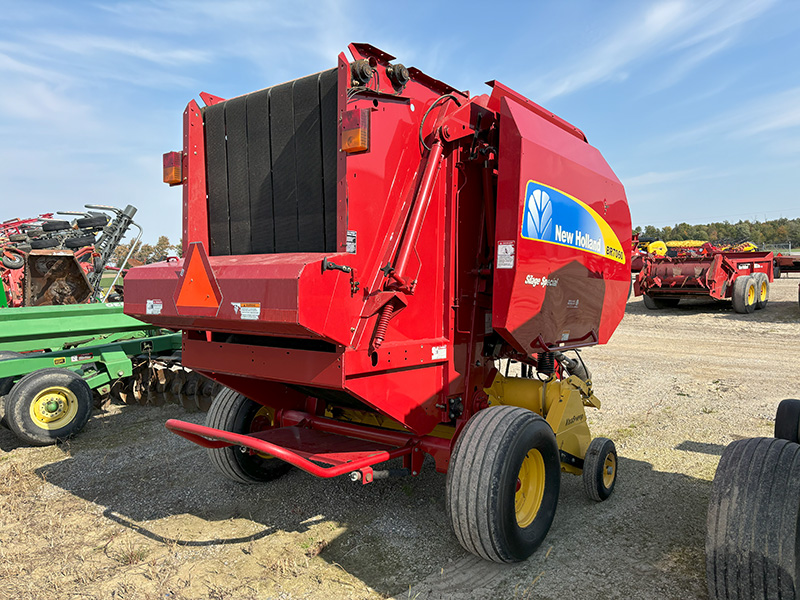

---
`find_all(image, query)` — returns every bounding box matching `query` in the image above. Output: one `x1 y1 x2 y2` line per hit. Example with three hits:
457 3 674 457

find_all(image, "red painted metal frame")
166 409 450 476
125 43 632 478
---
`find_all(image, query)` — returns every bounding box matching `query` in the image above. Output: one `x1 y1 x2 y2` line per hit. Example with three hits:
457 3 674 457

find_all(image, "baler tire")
732 276 756 314
8 234 27 242
706 437 800 600
583 437 617 502
204 388 291 484
643 294 679 310
446 405 561 563
25 228 43 237
774 263 781 279
42 220 71 232
30 237 59 250
752 273 769 310
774 399 800 443
76 216 108 229
3 368 92 446
64 235 95 249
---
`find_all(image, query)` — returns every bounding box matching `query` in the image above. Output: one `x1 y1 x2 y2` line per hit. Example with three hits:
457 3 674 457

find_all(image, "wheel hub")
30 386 79 429
515 449 546 528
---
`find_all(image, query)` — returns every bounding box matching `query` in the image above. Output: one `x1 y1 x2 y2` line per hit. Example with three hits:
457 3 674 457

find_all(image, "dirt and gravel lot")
1 278 798 600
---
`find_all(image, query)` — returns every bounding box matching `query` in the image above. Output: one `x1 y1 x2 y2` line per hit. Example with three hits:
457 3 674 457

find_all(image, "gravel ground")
1 277 798 599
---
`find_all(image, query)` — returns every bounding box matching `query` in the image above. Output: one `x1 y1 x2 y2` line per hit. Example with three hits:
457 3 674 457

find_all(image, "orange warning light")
341 108 370 153
163 151 183 186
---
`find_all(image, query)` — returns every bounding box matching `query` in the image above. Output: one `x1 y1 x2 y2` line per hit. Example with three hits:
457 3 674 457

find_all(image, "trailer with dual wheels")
635 249 773 313
125 42 631 562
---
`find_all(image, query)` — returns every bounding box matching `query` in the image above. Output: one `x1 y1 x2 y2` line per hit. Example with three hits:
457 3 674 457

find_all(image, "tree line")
634 217 800 248
112 236 182 267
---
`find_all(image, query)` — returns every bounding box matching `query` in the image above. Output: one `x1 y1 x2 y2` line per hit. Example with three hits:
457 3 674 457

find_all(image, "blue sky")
1 0 798 244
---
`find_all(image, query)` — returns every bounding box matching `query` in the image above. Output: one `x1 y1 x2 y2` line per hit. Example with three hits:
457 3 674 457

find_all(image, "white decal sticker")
432 345 447 360
497 241 515 269
232 302 261 320
146 299 163 315
524 275 559 288
346 230 357 254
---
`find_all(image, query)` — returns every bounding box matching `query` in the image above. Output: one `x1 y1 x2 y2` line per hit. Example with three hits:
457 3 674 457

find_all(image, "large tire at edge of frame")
446 405 561 563
4 368 93 446
775 399 800 443
706 437 800 600
204 388 292 484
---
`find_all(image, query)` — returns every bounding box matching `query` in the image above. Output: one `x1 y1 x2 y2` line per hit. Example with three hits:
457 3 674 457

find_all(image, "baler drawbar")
125 43 631 563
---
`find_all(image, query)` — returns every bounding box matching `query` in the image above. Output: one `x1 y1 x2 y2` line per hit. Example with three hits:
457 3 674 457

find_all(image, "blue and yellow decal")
521 180 625 264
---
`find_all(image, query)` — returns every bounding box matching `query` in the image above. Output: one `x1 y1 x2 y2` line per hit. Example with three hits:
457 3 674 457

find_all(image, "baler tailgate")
166 419 411 477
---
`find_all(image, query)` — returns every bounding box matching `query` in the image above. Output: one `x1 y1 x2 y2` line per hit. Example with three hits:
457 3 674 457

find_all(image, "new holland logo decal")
521 181 625 264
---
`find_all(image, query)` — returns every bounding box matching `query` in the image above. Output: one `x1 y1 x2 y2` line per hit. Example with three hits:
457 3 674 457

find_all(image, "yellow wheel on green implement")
4 368 92 446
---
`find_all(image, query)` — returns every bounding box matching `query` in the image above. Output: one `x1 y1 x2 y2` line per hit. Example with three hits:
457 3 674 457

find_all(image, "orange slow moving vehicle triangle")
175 242 221 311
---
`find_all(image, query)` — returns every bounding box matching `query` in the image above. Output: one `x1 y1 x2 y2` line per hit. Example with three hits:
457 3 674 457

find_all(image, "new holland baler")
125 43 631 563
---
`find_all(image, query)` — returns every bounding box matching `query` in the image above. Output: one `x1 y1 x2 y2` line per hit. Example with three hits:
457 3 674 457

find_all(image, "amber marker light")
163 151 183 185
341 108 370 153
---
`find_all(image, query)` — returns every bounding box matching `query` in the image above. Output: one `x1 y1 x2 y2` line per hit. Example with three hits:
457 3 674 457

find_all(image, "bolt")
412 471 417 476
414 448 419 452
117 370 124 377
350 327 355 332
607 467 613 475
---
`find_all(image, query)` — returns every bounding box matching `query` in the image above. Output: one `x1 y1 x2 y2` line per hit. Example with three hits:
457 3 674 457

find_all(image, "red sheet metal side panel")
493 97 630 352
183 337 344 389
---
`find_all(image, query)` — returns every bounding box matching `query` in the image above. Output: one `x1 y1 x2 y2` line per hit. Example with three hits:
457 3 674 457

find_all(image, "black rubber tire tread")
752 272 769 310
25 228 43 237
8 233 27 242
3 368 92 446
2 253 24 269
583 437 617 502
775 399 800 443
30 237 59 249
76 216 108 228
42 220 71 232
643 294 679 310
706 437 800 600
774 263 782 279
64 235 95 249
732 275 756 314
204 387 292 484
15 243 31 253
446 405 561 563
0 351 24 397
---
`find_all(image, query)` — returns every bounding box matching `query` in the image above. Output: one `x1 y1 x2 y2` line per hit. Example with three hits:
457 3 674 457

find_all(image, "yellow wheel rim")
760 281 767 302
515 449 546 528
252 405 277 459
603 452 617 488
29 386 79 430
747 283 755 305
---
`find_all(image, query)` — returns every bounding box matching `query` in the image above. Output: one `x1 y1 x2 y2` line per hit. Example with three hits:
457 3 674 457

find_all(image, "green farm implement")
0 303 216 445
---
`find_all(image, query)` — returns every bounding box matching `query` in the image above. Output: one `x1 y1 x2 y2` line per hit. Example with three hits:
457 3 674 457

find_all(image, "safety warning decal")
232 302 261 321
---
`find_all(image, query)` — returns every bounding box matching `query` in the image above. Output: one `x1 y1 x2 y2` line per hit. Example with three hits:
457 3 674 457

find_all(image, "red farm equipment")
634 243 773 313
124 43 631 562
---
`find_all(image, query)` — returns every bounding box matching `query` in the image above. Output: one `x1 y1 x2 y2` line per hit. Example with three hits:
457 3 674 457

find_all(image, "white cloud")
528 0 775 102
